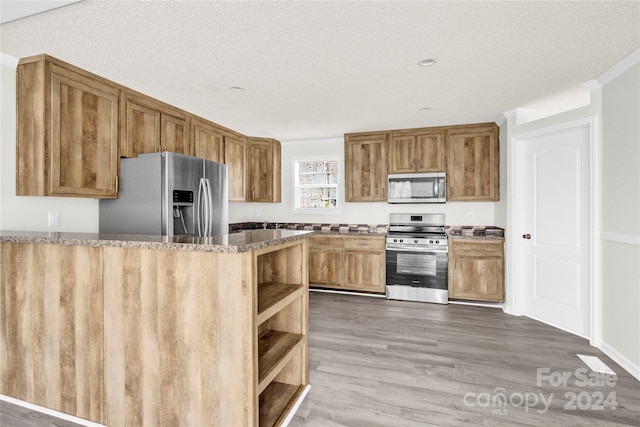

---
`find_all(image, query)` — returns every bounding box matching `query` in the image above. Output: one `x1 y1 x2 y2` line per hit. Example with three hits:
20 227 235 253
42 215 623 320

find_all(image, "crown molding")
495 108 530 126
581 47 640 89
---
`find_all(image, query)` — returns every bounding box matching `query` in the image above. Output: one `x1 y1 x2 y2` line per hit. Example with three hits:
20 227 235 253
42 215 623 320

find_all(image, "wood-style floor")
2 291 639 426
289 292 640 427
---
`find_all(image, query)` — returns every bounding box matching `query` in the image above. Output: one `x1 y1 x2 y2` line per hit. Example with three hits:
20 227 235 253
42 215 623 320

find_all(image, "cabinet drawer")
309 235 344 249
450 239 503 256
343 236 385 251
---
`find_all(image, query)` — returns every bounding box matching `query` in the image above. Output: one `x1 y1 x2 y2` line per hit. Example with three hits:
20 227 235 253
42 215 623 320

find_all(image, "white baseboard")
0 394 106 426
309 288 385 298
281 384 311 427
598 341 640 381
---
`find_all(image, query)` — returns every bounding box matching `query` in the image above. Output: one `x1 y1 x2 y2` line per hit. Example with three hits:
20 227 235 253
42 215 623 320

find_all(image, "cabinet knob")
522 233 531 240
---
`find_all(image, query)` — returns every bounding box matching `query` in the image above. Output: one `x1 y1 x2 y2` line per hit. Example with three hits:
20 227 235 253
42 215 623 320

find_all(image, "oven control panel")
386 236 448 251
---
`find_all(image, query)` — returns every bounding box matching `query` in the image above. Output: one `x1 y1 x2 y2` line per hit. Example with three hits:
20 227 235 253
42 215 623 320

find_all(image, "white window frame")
292 155 342 214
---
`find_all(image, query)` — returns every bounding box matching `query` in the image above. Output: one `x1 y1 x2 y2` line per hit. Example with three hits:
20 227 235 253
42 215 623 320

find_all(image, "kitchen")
1 1 639 426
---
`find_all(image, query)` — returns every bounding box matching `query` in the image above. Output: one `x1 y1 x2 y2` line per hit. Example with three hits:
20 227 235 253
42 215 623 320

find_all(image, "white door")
514 120 592 338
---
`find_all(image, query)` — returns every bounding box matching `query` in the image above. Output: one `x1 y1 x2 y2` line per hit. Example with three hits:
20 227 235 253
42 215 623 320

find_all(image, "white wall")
504 49 640 379
599 60 640 375
229 137 498 226
0 54 99 232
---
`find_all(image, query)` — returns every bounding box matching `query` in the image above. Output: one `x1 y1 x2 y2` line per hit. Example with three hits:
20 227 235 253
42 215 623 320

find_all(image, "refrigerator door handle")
197 177 205 237
203 178 210 237
205 178 214 237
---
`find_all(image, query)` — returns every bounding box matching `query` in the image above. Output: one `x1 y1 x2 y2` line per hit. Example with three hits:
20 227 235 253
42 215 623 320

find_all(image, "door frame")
506 116 599 346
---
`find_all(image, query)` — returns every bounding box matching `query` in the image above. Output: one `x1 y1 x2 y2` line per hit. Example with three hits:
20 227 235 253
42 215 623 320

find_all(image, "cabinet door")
247 138 281 203
344 249 386 293
416 131 444 172
389 135 416 173
309 248 343 288
446 125 499 201
344 133 388 202
122 93 190 157
308 236 344 288
50 66 119 197
448 239 504 302
248 139 274 202
192 119 224 162
161 114 189 155
224 135 247 201
123 100 160 156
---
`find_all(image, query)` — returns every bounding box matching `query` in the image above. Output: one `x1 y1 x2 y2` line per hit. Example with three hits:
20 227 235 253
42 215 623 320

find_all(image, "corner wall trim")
0 53 19 68
600 232 640 246
598 341 640 381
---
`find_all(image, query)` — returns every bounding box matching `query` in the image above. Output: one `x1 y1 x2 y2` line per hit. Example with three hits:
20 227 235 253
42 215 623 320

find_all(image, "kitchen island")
0 229 311 427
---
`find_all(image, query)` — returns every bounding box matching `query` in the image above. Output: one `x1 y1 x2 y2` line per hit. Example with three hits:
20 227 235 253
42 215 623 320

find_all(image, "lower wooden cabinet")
309 235 344 288
448 238 504 302
308 234 385 293
1 237 309 427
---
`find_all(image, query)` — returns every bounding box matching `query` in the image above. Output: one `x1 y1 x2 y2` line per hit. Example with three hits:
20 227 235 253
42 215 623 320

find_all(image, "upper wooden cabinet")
344 132 388 202
345 122 499 202
389 130 444 173
247 138 281 203
191 117 224 163
446 123 500 201
120 91 190 157
225 134 248 202
16 55 119 198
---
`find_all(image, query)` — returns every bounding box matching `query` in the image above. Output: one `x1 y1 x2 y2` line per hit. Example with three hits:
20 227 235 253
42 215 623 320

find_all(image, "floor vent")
577 354 617 375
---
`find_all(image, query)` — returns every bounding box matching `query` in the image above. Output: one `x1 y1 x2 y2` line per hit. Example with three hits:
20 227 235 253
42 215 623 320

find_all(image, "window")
293 156 341 213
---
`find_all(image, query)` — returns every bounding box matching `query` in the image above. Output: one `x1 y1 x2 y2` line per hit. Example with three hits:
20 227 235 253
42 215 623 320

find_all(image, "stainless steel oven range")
385 213 448 304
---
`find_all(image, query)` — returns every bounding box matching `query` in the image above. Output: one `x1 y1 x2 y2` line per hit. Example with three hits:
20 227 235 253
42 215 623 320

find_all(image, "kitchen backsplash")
229 222 505 237
229 222 389 234
447 225 505 237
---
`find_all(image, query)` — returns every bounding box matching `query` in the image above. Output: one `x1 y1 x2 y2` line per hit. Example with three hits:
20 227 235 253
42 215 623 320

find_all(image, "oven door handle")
386 245 448 253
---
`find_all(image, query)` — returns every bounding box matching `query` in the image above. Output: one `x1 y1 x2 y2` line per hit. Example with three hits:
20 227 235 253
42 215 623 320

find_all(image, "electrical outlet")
48 211 60 227
466 211 474 220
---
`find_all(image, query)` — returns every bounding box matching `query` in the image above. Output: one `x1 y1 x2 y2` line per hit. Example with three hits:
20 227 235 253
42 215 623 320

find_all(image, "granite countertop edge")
0 230 314 253
0 224 505 250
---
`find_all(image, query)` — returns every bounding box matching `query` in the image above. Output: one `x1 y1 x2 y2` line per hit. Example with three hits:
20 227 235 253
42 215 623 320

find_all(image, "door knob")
522 233 531 239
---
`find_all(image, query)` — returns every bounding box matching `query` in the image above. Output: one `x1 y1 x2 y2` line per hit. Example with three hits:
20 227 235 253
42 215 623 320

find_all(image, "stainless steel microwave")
387 172 446 203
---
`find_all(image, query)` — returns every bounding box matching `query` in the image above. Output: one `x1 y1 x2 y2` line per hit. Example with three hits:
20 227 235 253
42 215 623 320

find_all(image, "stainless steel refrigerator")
100 151 228 237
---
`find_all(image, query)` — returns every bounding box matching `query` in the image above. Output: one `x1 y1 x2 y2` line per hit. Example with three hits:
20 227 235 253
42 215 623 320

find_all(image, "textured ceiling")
1 1 639 141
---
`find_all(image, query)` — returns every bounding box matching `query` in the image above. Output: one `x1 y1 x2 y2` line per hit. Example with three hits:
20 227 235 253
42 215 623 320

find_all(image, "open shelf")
259 382 305 427
255 239 308 426
257 282 305 325
258 329 304 394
